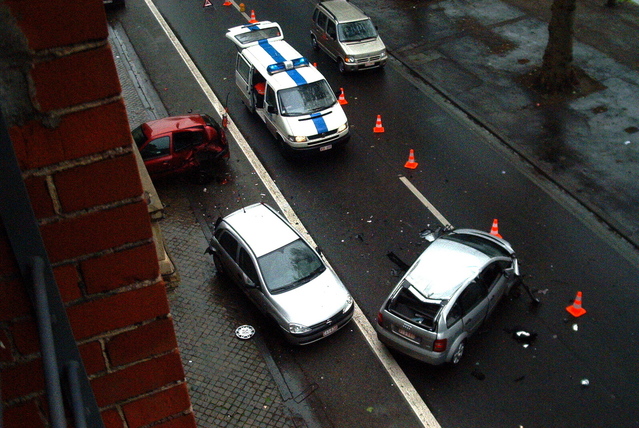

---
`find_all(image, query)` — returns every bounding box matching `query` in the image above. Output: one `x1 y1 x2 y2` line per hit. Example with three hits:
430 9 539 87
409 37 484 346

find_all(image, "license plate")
365 61 374 67
320 144 332 152
323 324 339 337
397 328 416 340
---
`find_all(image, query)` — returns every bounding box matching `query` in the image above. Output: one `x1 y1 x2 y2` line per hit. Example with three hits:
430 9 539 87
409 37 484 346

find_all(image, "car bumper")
375 324 447 365
287 132 350 154
345 59 386 72
284 303 354 345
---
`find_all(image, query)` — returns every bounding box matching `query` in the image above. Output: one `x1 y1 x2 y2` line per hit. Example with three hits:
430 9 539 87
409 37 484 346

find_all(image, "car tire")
449 340 466 365
311 35 319 51
213 254 226 277
338 59 346 74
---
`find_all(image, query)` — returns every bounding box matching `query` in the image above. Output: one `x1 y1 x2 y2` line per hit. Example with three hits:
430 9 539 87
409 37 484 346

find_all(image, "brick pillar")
0 1 195 427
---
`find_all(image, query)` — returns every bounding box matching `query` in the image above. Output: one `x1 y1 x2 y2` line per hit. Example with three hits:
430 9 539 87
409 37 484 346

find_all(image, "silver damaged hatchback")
375 229 520 365
206 203 354 345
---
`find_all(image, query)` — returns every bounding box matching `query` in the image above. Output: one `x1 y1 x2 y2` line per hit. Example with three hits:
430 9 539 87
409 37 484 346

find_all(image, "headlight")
342 295 353 313
344 56 356 64
288 135 307 143
380 51 387 59
337 123 348 133
289 323 311 334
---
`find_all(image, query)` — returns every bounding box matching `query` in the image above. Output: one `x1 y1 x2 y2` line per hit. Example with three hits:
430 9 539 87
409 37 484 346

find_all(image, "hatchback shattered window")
278 80 336 116
388 281 442 331
258 239 326 293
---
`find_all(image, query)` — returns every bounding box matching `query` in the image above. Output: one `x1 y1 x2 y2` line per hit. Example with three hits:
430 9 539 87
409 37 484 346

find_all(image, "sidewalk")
357 0 639 248
109 23 300 427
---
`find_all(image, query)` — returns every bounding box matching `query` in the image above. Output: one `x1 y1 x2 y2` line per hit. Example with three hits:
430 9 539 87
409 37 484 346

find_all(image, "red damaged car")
132 114 228 180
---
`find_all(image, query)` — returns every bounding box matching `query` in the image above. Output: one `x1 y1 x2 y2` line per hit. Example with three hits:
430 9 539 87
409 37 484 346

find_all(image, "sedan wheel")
450 340 465 365
311 35 319 51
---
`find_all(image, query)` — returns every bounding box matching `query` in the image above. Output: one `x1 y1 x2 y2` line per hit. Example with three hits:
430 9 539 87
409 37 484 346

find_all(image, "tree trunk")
535 0 579 94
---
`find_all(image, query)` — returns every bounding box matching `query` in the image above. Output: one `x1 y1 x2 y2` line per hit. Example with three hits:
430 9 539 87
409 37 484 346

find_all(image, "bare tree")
534 0 579 93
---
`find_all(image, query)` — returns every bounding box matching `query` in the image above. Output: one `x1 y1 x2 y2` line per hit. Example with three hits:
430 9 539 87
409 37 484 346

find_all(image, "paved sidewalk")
357 0 639 248
109 24 297 428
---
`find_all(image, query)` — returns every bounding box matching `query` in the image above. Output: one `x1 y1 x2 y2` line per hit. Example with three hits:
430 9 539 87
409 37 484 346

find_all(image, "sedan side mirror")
267 105 278 114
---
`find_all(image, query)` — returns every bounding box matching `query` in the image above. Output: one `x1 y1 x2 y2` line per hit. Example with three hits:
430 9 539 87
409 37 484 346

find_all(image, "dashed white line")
399 175 453 228
144 1 441 427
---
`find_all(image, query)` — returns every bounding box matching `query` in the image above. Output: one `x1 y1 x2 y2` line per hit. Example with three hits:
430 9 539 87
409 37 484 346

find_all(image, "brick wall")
0 1 195 427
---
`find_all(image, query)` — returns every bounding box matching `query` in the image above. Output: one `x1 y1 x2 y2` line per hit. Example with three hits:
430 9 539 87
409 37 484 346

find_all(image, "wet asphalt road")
111 0 639 426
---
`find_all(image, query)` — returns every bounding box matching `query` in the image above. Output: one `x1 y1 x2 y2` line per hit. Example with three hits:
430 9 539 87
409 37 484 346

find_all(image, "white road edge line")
143 2 440 427
399 176 452 229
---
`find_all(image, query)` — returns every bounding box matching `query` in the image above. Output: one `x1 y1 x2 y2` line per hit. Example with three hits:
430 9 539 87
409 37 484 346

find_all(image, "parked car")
310 0 387 72
132 114 228 180
375 228 520 365
206 203 354 345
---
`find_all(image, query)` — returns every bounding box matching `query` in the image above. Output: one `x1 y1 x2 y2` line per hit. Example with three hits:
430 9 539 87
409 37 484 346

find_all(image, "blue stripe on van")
257 40 306 86
310 113 328 134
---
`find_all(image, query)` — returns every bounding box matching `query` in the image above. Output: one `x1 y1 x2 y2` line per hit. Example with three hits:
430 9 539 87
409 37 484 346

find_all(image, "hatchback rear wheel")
213 254 226 276
450 340 466 365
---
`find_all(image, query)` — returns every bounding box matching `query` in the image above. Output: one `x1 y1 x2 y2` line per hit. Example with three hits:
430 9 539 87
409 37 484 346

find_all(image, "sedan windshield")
338 19 377 42
278 80 336 116
258 239 326 293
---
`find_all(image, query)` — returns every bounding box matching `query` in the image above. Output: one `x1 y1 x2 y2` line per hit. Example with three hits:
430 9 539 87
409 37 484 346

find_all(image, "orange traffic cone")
249 10 258 23
566 291 587 317
490 219 502 239
404 149 418 169
338 88 348 105
373 115 384 133
203 0 212 7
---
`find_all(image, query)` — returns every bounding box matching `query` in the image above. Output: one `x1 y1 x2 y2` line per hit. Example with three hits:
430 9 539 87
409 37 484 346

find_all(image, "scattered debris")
514 375 525 382
572 323 579 331
581 379 590 388
513 329 537 347
235 325 255 340
471 369 486 380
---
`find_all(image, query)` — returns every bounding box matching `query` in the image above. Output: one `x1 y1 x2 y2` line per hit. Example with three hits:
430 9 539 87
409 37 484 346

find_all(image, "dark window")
217 230 239 260
327 20 337 39
312 8 319 24
237 54 252 84
478 260 510 292
457 281 486 314
238 248 259 285
265 85 277 108
173 131 204 152
446 301 463 328
317 11 327 29
140 136 170 160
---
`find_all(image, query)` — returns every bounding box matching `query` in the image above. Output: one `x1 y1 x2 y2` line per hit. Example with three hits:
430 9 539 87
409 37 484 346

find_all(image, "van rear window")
235 27 281 45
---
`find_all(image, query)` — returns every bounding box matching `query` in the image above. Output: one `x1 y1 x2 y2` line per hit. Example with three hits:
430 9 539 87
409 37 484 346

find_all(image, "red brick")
81 243 159 295
40 201 152 263
79 340 106 375
11 318 40 356
24 175 55 218
0 328 14 363
0 227 19 276
53 263 82 302
5 0 108 51
153 413 197 428
67 281 169 340
91 350 185 407
55 154 143 213
31 46 121 112
10 101 132 170
123 383 191 428
101 408 125 428
106 318 178 367
2 399 46 428
0 279 32 322
1 358 45 402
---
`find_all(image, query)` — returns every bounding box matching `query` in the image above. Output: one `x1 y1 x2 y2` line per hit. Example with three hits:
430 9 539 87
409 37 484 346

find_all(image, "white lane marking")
399 175 452 228
144 2 440 427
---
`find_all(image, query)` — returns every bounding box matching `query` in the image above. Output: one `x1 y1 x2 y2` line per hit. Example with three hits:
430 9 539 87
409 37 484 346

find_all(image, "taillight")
377 312 384 326
433 339 447 352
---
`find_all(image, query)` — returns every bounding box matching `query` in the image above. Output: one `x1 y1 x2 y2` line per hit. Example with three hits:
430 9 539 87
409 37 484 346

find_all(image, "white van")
226 21 350 155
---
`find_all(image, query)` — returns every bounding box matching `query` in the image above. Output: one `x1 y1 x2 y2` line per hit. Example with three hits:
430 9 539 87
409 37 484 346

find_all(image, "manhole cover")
235 325 255 340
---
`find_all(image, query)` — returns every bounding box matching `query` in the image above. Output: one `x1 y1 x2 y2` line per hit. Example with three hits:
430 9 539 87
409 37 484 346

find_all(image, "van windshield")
338 19 377 42
278 80 336 116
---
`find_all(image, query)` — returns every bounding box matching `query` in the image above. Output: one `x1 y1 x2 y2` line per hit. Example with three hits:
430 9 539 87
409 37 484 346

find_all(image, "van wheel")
338 59 346 73
311 35 319 51
449 340 466 365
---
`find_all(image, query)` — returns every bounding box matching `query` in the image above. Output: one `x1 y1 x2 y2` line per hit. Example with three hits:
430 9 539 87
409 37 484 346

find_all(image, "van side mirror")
267 105 278 114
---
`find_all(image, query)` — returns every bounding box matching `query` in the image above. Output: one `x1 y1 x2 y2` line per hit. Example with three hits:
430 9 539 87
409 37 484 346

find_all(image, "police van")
226 21 350 154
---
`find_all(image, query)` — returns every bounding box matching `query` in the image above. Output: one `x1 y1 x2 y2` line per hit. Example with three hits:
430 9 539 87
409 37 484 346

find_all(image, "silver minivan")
375 229 520 365
310 0 387 72
206 203 354 345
